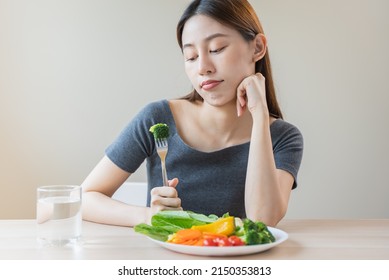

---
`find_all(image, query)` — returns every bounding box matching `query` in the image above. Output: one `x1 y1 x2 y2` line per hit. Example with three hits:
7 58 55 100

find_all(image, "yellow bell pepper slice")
191 216 235 236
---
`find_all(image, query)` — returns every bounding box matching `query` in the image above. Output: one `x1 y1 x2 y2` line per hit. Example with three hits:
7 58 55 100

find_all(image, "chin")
204 95 236 108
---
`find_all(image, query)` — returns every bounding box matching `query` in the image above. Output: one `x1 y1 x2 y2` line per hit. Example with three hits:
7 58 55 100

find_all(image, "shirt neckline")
161 99 281 154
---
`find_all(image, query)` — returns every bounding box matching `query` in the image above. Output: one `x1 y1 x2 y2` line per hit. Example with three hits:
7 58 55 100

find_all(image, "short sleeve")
271 120 304 189
105 100 172 173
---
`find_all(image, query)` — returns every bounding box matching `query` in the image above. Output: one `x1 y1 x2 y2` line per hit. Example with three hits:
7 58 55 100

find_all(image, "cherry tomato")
203 238 218 246
203 235 245 247
228 236 245 246
215 236 232 247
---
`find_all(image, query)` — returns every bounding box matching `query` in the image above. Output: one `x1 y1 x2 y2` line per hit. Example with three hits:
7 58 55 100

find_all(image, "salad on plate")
134 210 276 247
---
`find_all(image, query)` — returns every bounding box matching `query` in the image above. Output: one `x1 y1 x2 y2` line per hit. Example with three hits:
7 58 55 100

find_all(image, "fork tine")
156 138 168 148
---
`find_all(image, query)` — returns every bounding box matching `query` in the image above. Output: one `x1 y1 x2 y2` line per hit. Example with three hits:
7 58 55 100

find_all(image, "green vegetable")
149 123 169 139
233 219 275 245
134 210 218 241
133 224 172 241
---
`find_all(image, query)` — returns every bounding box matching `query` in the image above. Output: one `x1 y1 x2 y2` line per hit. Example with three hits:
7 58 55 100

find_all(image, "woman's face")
181 15 257 107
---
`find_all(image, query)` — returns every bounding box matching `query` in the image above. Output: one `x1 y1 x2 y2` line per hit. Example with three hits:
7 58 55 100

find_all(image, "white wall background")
1 0 388 219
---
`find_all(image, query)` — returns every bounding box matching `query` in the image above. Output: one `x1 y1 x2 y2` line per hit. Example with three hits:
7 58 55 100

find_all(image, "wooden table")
1 219 388 259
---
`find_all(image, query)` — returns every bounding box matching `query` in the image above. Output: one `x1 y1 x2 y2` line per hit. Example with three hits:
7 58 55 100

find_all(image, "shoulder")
140 99 170 116
270 119 304 149
168 99 197 113
135 99 173 125
271 119 302 136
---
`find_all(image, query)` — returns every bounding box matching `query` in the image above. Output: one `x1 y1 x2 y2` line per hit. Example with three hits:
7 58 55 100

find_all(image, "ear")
252 33 267 62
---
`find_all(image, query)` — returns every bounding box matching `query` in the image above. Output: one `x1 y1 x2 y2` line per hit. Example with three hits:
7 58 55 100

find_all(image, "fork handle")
161 161 169 187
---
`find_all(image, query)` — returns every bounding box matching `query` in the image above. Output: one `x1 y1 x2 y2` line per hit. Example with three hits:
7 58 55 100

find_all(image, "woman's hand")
148 178 182 222
236 73 268 119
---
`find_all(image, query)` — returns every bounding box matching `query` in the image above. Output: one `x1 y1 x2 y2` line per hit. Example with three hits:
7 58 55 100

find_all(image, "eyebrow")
182 33 229 49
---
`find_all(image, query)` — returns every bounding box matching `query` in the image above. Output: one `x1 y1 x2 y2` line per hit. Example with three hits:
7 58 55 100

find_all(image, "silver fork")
155 138 169 186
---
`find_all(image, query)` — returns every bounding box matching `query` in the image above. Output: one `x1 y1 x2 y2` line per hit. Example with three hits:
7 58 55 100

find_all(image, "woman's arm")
81 156 151 226
82 155 181 227
245 117 294 226
237 74 294 226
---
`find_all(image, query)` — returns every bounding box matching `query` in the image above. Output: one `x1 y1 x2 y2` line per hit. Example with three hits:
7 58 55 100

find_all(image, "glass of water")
36 185 82 246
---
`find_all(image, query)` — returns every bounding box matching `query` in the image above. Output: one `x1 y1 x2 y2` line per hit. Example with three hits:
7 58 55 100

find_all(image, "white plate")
148 227 288 256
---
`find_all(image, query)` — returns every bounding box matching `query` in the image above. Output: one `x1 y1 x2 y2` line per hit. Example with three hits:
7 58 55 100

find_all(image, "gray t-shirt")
106 99 303 218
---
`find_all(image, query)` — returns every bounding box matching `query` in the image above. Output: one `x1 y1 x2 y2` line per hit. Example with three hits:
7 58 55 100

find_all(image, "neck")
198 101 252 141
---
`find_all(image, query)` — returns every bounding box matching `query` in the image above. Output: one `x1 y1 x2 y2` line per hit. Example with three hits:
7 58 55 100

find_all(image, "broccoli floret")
149 123 169 139
234 219 275 245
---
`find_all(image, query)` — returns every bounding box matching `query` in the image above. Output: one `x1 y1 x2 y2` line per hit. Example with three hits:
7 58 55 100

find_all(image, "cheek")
226 45 256 74
184 64 200 89
223 58 253 84
231 55 255 75
226 61 255 89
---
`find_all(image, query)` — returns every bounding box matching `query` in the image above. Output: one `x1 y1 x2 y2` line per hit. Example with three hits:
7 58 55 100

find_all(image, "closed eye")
210 46 226 54
185 56 198 62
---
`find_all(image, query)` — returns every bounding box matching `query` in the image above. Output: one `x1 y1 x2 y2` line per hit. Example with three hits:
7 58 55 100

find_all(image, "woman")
82 0 303 227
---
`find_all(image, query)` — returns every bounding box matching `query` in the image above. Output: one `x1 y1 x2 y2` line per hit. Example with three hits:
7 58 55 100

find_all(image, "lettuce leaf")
134 210 219 241
134 223 172 241
151 210 217 229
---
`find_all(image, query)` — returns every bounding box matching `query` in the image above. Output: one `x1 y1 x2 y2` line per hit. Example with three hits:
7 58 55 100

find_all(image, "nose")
198 54 215 75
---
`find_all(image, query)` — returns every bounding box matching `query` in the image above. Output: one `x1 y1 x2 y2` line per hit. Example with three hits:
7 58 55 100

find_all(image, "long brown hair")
176 0 283 119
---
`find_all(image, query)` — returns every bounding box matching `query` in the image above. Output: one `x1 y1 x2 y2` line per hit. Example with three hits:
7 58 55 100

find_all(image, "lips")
200 80 223 90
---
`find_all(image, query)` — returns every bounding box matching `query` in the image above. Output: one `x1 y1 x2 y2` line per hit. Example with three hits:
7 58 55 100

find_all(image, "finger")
255 72 265 80
151 186 178 198
161 197 181 208
236 98 245 117
236 86 247 117
168 178 179 188
237 89 247 106
151 196 181 208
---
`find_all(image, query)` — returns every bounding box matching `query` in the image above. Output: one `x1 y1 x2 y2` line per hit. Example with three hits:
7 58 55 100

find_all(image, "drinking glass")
36 185 82 246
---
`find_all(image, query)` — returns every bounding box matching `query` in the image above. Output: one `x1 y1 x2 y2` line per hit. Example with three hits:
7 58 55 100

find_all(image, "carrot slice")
167 229 204 245
174 229 202 241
